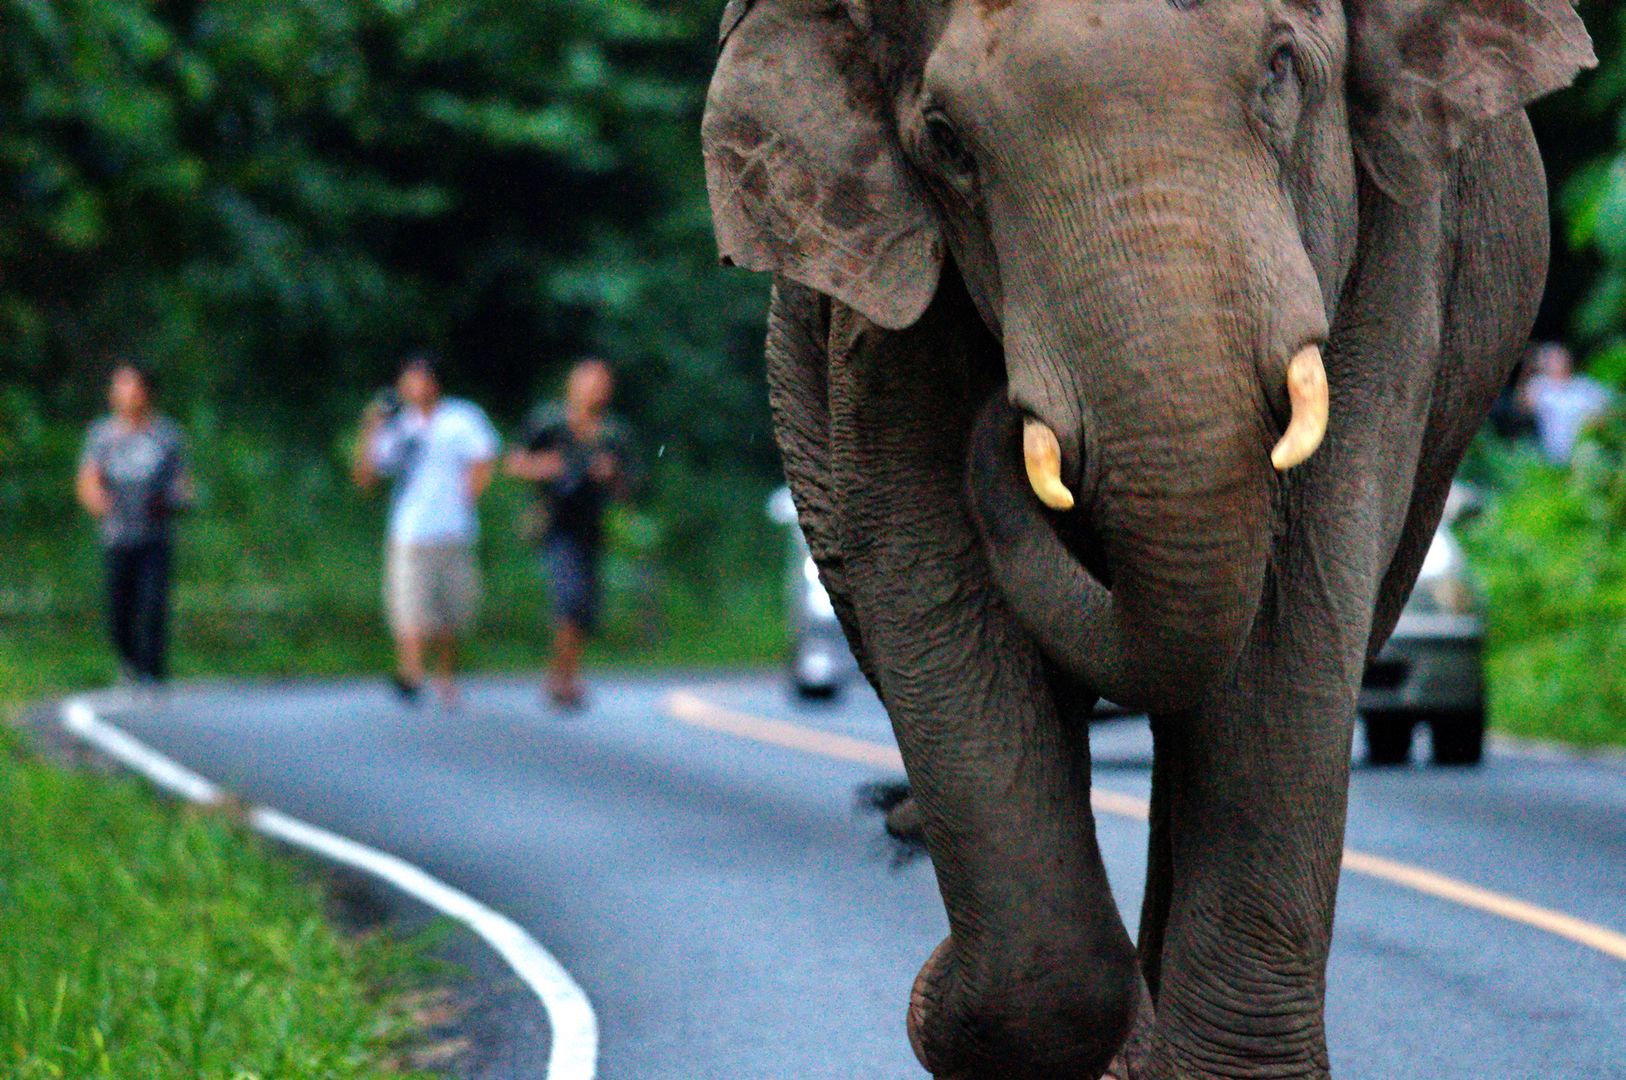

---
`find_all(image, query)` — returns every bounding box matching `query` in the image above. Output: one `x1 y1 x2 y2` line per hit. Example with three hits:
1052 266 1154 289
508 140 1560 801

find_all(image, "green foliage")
0 0 786 688
1464 423 1626 748
1434 5 1626 748
0 723 440 1078
1544 5 1626 357
0 0 772 464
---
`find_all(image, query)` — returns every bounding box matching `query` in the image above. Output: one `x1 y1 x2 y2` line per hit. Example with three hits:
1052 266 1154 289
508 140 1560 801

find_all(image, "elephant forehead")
944 0 1232 91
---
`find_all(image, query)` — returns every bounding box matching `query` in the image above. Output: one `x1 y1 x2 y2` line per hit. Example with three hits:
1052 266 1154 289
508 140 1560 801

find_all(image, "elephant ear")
702 0 943 331
1347 0 1596 204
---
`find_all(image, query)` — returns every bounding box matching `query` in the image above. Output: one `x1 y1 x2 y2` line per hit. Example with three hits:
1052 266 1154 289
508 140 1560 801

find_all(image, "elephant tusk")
1023 418 1076 511
1271 345 1328 473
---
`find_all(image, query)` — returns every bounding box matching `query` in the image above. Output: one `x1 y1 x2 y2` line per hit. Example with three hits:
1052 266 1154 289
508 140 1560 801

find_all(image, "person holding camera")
77 359 193 689
354 354 499 707
506 358 637 710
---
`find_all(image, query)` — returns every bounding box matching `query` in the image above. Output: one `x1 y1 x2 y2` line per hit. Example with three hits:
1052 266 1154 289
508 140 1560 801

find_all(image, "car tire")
1429 708 1486 767
1364 712 1415 767
794 680 839 701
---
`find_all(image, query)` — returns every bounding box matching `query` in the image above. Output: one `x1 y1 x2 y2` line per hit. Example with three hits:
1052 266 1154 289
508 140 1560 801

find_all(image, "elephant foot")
907 935 1138 1080
907 939 957 1075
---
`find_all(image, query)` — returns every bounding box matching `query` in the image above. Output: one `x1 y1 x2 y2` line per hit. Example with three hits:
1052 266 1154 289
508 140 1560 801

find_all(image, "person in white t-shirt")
1520 343 1613 465
353 354 499 706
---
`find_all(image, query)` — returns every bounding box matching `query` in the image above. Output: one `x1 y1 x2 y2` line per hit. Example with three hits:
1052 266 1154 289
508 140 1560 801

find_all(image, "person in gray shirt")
76 360 192 684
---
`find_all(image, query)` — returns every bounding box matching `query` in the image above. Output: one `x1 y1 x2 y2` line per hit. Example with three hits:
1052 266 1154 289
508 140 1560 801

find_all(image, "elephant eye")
1264 42 1297 92
924 111 975 176
1255 35 1303 144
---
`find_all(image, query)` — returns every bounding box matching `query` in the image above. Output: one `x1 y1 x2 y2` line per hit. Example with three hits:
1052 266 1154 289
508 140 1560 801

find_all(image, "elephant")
701 1 1594 1077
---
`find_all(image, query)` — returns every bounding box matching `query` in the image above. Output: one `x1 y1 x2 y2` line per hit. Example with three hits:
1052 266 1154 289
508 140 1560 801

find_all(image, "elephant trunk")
972 153 1323 711
970 392 1274 715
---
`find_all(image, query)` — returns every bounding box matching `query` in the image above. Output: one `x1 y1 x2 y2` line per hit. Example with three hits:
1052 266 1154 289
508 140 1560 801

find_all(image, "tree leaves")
0 0 770 477
1552 4 1626 362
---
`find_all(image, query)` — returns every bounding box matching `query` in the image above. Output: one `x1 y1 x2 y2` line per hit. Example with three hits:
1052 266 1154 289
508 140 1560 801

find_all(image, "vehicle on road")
772 485 1486 765
1358 483 1487 767
769 488 859 698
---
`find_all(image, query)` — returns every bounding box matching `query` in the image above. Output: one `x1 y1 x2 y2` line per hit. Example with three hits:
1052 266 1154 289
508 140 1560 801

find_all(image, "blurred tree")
1535 3 1625 370
4 0 1622 470
0 0 772 470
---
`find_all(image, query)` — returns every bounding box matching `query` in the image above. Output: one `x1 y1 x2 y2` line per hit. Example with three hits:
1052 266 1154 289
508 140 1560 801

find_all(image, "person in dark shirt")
76 360 193 686
506 359 637 709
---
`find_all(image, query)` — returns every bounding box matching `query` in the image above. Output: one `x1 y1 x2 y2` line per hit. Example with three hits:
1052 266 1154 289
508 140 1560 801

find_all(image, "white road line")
60 697 598 1080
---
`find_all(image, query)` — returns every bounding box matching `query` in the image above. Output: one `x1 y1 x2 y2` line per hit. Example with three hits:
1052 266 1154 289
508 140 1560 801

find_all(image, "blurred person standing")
506 359 637 710
353 354 499 707
1521 342 1612 465
76 360 193 688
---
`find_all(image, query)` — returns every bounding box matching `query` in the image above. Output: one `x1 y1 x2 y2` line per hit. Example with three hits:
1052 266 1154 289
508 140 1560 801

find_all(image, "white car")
769 489 859 698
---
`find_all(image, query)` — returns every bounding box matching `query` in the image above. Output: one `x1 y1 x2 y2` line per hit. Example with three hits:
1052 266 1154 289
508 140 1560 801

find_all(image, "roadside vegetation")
0 715 444 1078
1465 423 1626 749
1460 4 1626 750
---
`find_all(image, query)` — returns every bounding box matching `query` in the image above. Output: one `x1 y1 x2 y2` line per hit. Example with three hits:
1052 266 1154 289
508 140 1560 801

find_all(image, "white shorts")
385 542 481 636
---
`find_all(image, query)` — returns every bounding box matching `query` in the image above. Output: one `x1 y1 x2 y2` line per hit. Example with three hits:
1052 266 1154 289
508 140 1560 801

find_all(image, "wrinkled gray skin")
703 2 1594 1077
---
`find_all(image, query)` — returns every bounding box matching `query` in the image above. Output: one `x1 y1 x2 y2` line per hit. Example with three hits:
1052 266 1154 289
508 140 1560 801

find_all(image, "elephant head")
703 0 1592 715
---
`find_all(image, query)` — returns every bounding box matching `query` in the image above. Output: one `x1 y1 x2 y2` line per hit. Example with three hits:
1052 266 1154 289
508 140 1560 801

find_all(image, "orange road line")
667 690 904 771
1338 851 1626 962
665 690 1626 965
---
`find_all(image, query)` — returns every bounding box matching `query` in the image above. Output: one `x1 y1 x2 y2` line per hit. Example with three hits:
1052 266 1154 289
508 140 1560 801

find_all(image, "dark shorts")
543 534 600 632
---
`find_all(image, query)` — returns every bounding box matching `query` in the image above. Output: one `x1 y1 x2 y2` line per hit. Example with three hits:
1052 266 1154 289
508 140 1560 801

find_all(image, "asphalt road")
83 674 1624 1080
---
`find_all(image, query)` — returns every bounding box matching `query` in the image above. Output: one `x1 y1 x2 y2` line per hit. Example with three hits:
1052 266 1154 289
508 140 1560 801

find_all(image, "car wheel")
1364 712 1415 767
794 679 839 701
1429 708 1486 767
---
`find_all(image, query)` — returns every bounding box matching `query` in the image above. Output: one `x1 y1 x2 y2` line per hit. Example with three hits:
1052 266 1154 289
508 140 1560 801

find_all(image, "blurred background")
1 0 1623 750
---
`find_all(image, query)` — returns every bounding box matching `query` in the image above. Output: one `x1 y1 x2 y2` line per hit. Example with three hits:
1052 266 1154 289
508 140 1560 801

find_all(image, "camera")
373 388 403 422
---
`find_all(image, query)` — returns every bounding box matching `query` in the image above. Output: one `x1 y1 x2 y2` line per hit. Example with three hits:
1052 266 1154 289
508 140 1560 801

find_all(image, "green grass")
0 719 442 1079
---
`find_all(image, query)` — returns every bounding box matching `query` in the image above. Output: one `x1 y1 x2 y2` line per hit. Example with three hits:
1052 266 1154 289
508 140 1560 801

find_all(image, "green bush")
1464 424 1626 748
0 0 774 471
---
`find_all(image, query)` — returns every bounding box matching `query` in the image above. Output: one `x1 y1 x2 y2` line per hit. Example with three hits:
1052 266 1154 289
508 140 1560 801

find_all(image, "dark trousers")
105 539 172 682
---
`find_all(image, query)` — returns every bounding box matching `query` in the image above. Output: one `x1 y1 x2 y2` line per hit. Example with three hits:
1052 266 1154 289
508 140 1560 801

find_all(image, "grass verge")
0 445 789 691
0 707 446 1078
